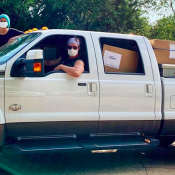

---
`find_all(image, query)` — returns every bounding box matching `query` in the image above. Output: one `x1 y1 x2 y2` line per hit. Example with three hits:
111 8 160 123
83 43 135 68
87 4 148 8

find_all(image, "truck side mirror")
11 50 44 77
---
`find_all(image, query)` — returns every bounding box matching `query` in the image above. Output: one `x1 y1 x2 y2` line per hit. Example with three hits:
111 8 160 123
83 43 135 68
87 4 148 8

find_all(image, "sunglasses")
67 46 78 50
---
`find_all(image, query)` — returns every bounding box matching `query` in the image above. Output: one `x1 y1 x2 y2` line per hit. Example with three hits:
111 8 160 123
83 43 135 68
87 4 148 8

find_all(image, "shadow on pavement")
0 146 175 175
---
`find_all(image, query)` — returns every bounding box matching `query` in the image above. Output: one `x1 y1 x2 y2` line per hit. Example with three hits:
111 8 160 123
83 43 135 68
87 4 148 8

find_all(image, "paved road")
1 144 175 175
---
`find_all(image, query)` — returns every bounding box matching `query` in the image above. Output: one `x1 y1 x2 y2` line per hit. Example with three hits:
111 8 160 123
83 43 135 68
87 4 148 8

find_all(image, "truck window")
31 35 89 75
100 38 144 75
0 33 41 65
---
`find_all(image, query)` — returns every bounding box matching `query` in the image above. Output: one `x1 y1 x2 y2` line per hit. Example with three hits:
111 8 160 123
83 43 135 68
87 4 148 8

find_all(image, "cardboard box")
149 39 175 64
102 44 138 73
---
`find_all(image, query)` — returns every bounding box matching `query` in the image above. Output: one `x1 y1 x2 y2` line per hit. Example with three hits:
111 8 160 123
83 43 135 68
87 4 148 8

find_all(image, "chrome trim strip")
17 134 76 141
90 132 141 137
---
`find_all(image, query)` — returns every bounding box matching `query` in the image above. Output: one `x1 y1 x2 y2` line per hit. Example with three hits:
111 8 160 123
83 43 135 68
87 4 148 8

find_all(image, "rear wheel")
159 139 174 147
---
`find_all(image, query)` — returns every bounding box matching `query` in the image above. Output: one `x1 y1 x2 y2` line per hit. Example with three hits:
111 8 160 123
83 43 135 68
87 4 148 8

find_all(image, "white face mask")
0 22 8 28
68 49 78 57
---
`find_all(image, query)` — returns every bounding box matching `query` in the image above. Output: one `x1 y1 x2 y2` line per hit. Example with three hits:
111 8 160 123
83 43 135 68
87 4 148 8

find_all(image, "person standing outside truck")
0 14 24 47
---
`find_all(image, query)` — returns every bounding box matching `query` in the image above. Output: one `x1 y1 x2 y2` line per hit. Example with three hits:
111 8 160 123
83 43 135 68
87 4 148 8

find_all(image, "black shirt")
0 28 24 47
44 55 83 73
60 55 83 67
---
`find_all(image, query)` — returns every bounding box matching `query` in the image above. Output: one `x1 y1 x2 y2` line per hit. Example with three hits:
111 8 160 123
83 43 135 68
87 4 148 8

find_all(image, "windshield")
0 33 41 65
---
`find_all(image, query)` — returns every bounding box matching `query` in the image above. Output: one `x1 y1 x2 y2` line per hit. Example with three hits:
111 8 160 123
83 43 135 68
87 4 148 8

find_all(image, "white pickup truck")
0 29 174 154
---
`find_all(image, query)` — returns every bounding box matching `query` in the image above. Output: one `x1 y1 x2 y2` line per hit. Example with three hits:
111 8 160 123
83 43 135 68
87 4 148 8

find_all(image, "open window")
28 35 89 75
100 38 145 75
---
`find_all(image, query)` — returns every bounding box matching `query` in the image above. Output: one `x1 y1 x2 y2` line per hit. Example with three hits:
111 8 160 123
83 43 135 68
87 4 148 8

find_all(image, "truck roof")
30 29 145 39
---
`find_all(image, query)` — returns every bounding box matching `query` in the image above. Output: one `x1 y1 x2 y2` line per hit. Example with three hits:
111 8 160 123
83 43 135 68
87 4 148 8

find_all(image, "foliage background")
0 0 175 40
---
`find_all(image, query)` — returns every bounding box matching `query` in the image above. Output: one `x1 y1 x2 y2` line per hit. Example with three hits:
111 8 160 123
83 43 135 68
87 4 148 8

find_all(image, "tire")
159 139 174 147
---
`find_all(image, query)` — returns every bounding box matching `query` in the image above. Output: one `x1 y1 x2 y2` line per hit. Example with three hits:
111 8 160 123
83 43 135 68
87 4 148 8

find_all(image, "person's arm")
8 36 19 43
13 28 24 35
54 60 84 77
8 29 24 43
44 57 62 66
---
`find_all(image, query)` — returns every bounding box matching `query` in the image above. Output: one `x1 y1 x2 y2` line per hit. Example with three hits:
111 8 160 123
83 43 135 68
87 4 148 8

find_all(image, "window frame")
21 34 90 77
99 37 146 76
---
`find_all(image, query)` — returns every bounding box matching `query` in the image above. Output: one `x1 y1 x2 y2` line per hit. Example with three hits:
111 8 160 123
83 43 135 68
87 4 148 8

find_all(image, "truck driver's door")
5 31 99 138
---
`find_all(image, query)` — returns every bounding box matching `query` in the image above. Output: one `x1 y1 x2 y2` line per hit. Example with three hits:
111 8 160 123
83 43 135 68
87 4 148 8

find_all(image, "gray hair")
67 37 80 46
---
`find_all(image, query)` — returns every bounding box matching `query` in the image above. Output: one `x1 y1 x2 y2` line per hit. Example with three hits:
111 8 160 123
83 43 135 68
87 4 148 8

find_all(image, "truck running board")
1 138 160 154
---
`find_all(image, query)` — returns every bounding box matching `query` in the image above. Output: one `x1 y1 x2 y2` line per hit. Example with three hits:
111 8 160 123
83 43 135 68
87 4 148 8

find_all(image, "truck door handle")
88 83 97 96
145 84 153 97
78 83 87 86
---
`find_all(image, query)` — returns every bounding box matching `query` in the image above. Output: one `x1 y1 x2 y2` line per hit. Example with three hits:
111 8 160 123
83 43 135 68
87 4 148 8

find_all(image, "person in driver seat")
44 37 84 77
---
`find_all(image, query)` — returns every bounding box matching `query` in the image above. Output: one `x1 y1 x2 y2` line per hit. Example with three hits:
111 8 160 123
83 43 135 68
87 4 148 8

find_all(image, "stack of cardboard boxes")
102 44 138 73
149 39 175 77
149 39 175 64
101 39 175 74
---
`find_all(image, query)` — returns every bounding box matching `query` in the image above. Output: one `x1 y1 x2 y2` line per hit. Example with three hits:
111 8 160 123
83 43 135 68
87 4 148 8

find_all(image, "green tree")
157 0 175 14
0 0 152 36
150 15 175 40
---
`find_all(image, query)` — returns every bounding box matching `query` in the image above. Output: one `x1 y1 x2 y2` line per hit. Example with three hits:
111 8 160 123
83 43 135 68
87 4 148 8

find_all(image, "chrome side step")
1 138 160 154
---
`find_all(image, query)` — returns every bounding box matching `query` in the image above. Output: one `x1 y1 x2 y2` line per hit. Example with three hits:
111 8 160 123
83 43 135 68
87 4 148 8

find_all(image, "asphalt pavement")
0 144 175 175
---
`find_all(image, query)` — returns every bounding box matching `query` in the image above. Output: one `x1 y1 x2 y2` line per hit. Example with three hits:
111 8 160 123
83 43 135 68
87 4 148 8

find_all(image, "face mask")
0 22 8 28
68 49 78 57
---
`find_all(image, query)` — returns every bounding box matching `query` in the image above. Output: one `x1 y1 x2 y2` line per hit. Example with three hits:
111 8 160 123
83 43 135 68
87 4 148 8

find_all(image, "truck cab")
0 29 173 153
